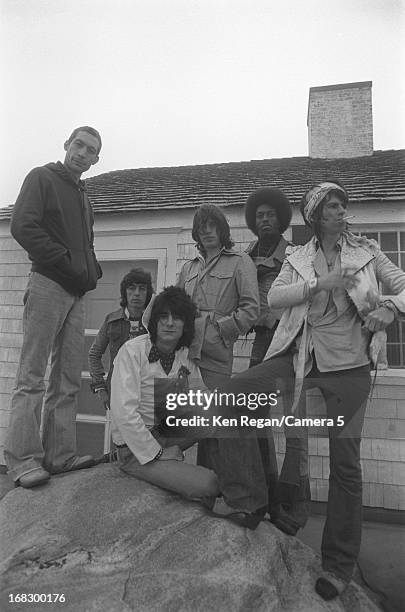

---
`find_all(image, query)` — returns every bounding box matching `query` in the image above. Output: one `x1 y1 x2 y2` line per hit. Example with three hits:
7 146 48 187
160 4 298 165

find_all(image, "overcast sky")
1 0 404 207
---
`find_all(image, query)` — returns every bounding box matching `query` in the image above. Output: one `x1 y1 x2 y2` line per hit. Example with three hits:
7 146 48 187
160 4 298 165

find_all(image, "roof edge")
309 81 372 94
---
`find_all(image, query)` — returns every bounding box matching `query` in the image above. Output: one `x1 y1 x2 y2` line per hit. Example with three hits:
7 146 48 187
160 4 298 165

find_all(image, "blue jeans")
4 273 85 480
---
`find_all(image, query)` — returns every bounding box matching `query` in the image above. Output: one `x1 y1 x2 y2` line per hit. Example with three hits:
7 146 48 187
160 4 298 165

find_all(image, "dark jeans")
195 367 268 513
249 325 277 368
217 354 370 581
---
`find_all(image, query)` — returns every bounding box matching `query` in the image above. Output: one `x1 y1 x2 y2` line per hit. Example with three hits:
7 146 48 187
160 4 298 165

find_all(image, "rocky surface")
0 464 381 612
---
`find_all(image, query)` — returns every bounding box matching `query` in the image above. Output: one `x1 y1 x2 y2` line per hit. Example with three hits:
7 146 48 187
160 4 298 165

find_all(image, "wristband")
154 447 164 461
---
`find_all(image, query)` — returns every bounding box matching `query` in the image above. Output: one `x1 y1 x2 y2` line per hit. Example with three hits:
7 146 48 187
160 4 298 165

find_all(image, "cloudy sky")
0 0 404 206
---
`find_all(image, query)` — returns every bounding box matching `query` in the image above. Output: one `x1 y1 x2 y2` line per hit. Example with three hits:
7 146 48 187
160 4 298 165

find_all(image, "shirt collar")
148 344 176 375
314 236 343 251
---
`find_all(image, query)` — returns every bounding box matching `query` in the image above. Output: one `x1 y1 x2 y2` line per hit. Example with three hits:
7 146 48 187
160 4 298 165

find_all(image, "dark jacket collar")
105 308 127 324
45 161 87 190
246 236 289 266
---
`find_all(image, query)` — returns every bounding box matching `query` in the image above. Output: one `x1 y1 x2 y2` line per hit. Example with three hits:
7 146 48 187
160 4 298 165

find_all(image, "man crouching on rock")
110 286 267 529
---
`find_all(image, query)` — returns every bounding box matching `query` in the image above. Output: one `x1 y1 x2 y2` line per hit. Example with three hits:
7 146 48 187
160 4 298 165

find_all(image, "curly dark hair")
148 286 197 349
300 178 349 240
120 268 154 308
244 187 292 235
191 204 234 256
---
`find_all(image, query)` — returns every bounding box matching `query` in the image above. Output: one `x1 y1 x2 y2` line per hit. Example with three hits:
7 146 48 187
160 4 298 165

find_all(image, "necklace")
323 251 337 270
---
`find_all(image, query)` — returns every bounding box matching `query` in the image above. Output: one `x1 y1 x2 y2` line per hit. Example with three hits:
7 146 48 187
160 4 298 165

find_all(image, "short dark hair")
148 286 197 349
245 187 292 235
300 178 348 240
66 126 102 154
191 204 234 256
120 268 154 308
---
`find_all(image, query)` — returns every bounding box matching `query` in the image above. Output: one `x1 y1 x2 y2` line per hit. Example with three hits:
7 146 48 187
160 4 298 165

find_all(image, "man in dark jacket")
88 268 154 407
244 187 292 522
245 187 292 367
4 126 103 488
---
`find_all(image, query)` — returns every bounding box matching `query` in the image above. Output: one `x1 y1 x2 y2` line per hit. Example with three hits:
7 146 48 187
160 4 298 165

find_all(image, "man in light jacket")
178 204 259 389
214 180 405 600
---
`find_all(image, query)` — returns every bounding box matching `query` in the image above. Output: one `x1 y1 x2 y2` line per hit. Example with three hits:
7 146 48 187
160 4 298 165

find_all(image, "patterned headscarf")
302 182 347 225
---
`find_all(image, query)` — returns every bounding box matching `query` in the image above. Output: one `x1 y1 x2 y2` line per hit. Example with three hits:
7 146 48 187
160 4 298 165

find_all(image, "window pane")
386 344 401 367
380 232 398 251
386 321 400 342
400 232 405 250
385 252 399 266
401 253 405 271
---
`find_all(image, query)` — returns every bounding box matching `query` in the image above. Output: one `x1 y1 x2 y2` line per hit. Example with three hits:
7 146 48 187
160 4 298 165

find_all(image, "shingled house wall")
175 208 405 512
0 153 404 512
0 232 30 453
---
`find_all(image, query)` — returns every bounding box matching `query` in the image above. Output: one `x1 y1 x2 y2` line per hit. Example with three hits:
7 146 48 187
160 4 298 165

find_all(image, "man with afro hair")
245 187 292 367
244 187 292 521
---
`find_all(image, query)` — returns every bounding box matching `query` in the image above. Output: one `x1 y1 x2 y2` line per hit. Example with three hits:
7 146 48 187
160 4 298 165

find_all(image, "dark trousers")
249 326 285 517
196 368 269 513
249 325 276 368
216 354 370 581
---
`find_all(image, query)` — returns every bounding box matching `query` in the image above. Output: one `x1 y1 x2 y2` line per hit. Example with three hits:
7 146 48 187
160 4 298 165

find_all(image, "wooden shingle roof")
1 149 404 220
86 149 405 214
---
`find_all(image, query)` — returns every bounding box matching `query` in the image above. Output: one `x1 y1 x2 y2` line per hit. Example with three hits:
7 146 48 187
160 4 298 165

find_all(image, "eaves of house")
1 149 404 219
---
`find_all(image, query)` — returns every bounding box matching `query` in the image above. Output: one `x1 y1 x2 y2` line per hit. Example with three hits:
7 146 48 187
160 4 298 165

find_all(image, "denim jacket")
88 308 144 392
246 236 291 328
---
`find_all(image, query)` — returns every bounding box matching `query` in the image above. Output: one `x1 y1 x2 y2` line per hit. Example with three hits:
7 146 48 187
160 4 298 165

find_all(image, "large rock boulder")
0 464 380 612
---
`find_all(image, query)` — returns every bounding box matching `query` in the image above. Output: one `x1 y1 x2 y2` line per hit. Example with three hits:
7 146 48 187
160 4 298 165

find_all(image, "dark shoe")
17 468 50 489
207 497 262 530
315 572 347 601
51 455 95 475
272 505 301 535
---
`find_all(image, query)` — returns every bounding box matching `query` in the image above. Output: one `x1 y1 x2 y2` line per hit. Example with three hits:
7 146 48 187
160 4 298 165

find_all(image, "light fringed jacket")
266 233 405 410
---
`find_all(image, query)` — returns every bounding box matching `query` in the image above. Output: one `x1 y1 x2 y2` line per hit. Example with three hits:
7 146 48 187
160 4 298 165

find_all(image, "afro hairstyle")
244 187 292 236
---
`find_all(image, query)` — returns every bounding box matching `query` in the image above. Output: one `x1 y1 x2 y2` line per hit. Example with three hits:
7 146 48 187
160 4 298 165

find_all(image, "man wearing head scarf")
213 179 405 600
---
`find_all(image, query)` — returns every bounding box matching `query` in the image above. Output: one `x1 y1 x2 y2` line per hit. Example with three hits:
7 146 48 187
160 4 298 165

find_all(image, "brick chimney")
307 81 373 158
